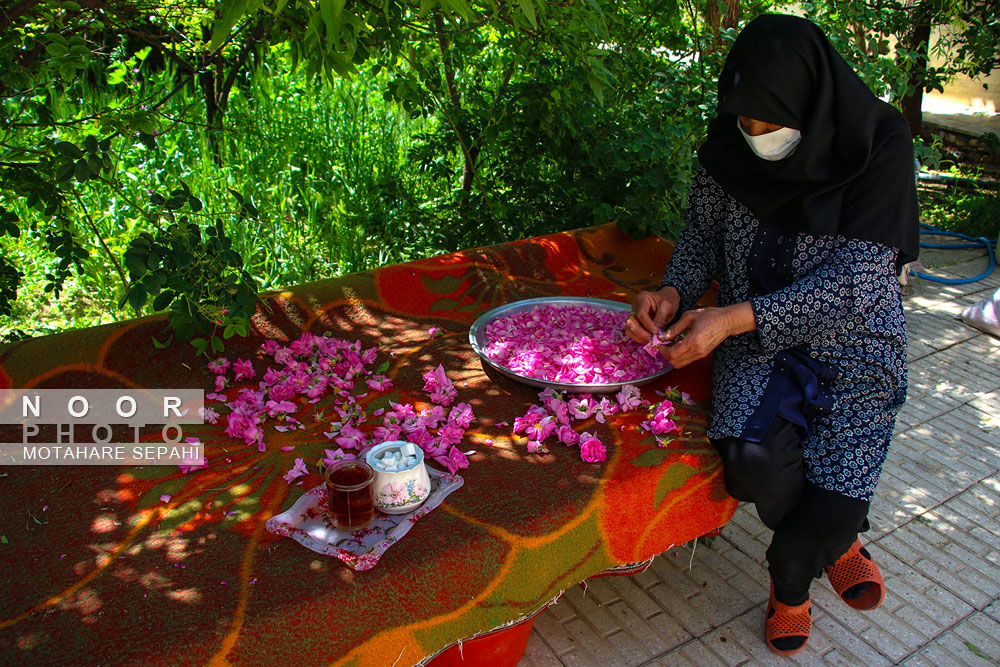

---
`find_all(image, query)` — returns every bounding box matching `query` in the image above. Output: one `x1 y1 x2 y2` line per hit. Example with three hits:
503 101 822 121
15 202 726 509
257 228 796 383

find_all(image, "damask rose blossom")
556 425 579 446
568 396 595 420
513 405 546 434
207 357 230 375
366 375 393 392
616 384 642 411
640 399 679 435
526 440 549 454
232 358 256 381
422 364 457 406
578 433 607 463
523 415 556 443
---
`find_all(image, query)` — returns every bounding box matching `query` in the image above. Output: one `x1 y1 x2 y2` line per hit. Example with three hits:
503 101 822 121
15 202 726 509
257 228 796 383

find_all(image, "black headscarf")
698 14 919 264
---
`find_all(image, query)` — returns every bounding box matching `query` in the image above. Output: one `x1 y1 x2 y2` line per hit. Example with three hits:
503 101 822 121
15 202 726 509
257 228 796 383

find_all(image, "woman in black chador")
627 14 919 655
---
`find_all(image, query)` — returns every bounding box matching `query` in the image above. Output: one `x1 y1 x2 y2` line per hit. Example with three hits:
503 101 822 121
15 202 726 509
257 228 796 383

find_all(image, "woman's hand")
625 286 681 344
660 302 756 368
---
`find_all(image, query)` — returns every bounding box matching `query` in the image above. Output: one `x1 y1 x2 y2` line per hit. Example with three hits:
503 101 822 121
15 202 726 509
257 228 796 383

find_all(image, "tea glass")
325 459 375 531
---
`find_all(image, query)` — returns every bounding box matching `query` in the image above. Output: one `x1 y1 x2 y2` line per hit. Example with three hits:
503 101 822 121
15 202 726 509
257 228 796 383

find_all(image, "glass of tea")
325 459 375 531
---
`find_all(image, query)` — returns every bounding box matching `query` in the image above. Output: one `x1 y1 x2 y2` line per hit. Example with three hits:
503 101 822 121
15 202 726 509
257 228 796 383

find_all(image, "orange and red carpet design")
0 224 736 666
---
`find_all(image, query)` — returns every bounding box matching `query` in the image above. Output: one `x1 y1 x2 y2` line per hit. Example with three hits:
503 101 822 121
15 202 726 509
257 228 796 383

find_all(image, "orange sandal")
826 539 885 611
765 581 812 656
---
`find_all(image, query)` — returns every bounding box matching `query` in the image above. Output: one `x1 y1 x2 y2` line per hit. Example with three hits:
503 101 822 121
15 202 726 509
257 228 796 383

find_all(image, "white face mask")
738 118 802 161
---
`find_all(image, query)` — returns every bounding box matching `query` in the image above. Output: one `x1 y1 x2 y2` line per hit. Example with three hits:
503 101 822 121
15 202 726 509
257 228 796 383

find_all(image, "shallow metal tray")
467 296 672 395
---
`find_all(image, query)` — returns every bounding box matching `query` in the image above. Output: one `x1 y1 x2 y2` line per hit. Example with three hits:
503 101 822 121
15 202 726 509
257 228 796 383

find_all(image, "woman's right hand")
625 286 680 343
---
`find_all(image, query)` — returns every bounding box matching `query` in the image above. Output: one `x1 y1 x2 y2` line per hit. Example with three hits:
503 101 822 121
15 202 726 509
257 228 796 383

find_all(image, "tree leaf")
127 286 147 312
45 42 69 58
74 159 90 181
518 0 538 29
152 290 174 311
210 0 248 52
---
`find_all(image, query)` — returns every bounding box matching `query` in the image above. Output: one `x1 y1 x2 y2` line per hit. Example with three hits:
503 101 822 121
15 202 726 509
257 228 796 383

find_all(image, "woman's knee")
713 437 795 498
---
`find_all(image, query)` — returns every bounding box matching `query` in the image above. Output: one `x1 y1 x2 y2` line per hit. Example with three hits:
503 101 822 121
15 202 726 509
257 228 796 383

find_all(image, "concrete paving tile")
630 565 659 591
605 574 668 620
928 500 977 532
648 551 754 630
968 392 1000 430
697 610 780 665
901 642 968 667
910 555 993 608
643 611 694 649
941 541 1000 598
718 521 768 565
601 629 652 666
665 639 729 666
644 582 712 638
601 600 675 656
921 509 995 560
811 612 893 666
898 652 945 667
908 338 936 362
702 550 765 602
957 612 1000 660
641 653 700 667
687 541 740 584
986 599 1000 623
578 577 619 608
877 532 977 616
561 617 630 665
562 585 625 637
908 427 987 483
906 307 980 350
558 651 597 667
519 633 564 667
532 608 579 655
935 625 1000 665
729 503 768 538
543 594 579 624
857 598 933 663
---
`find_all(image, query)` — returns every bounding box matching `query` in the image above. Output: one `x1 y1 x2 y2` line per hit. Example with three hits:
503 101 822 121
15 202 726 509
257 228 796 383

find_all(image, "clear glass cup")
325 459 375 531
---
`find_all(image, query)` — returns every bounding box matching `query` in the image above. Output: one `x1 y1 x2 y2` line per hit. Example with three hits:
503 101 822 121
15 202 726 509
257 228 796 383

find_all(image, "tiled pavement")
521 248 1000 666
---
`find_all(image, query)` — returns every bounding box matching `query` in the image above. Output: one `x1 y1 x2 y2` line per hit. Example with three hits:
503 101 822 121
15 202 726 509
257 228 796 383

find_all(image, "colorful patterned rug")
0 223 736 666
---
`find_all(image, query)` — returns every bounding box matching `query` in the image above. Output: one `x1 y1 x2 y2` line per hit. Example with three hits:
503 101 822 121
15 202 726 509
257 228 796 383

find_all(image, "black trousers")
711 417 870 605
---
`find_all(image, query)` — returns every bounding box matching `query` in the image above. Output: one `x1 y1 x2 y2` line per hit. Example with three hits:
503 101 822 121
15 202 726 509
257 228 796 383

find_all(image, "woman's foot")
827 538 885 610
765 581 811 656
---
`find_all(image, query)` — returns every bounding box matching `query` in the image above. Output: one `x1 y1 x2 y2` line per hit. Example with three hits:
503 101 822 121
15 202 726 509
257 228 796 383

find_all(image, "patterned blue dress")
660 169 907 500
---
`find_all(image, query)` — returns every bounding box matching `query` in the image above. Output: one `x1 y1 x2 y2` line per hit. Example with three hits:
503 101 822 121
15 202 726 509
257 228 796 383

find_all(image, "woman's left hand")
660 302 757 369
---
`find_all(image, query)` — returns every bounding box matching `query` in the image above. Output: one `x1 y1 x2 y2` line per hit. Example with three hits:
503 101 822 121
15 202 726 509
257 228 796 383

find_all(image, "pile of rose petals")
513 385 681 463
482 304 669 385
206 334 475 480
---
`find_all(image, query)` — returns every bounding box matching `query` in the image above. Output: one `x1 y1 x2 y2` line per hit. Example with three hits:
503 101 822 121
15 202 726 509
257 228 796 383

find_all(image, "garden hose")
909 222 997 285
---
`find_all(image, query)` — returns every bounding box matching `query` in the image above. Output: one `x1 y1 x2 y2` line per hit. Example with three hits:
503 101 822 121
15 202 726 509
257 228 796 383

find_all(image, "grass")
2 62 452 340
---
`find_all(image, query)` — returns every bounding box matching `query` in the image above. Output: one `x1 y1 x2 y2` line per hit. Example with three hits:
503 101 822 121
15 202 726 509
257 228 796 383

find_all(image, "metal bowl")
468 296 672 394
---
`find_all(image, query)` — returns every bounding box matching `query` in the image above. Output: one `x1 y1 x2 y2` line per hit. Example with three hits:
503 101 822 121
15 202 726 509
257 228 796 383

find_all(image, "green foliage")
3 0 1000 342
119 215 257 353
919 179 1000 239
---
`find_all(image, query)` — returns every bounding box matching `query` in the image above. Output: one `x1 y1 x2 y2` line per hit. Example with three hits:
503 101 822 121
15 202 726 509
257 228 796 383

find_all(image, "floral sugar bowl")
365 441 432 514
